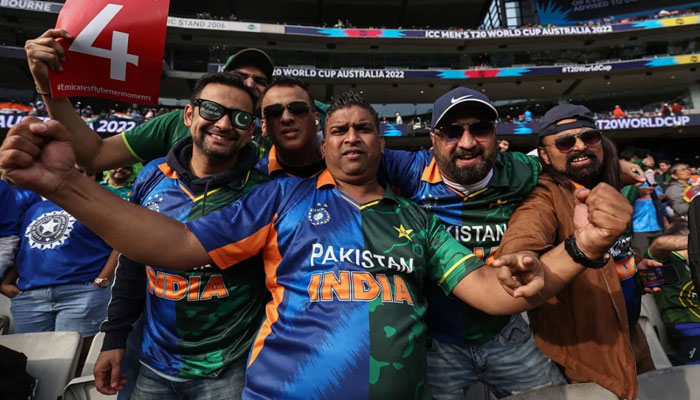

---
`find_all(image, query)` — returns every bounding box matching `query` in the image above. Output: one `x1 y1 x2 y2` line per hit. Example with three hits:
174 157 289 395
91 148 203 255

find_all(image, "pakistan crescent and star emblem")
394 224 414 241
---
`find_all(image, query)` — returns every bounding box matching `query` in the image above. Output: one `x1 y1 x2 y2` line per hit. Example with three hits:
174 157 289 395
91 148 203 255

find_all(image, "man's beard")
559 149 603 185
433 145 498 185
194 131 240 159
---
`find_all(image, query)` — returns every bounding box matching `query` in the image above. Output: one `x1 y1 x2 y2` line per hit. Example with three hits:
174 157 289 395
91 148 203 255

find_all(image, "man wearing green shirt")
25 29 274 170
100 166 133 201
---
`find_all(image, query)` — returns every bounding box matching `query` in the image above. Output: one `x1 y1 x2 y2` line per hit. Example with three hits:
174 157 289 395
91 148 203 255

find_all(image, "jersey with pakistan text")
382 150 539 345
132 159 269 379
188 169 484 399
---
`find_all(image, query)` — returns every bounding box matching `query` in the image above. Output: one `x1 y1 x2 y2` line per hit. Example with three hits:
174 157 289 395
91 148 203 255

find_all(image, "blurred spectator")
666 164 692 220
334 19 345 28
100 166 134 200
613 105 626 118
523 108 532 122
672 102 683 115
647 222 700 365
498 139 510 152
0 180 20 285
655 159 672 188
395 112 403 124
660 103 672 117
2 167 117 372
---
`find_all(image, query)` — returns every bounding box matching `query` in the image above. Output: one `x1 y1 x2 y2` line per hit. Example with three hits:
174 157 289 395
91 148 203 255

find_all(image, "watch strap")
564 235 609 269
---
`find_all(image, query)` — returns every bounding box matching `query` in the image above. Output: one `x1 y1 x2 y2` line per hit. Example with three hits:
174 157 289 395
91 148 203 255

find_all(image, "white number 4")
69 4 138 81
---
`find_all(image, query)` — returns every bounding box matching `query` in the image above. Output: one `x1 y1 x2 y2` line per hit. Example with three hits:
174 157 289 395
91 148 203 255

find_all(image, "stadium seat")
639 294 674 368
0 292 13 334
637 365 700 399
0 331 81 400
501 383 618 399
62 332 117 400
63 376 116 400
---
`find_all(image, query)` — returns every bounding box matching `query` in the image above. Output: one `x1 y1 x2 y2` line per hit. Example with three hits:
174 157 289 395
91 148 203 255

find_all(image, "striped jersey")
187 169 485 399
382 149 540 345
132 158 269 379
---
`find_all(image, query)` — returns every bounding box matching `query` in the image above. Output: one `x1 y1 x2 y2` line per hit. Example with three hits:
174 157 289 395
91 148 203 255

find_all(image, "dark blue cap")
431 87 498 129
539 104 596 137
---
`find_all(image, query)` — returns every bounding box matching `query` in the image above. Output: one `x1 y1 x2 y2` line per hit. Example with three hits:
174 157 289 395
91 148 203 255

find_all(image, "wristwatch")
564 235 610 269
93 277 111 288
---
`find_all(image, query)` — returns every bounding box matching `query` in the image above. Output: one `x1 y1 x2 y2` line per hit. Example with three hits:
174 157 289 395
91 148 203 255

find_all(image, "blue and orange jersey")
130 158 269 379
187 169 484 399
382 149 540 345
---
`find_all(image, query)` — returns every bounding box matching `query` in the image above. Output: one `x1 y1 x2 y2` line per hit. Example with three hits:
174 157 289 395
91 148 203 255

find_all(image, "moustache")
451 147 484 161
566 150 598 165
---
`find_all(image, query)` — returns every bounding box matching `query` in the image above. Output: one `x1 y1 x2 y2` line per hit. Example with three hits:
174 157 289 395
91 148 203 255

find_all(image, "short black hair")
659 159 671 165
190 72 257 110
262 77 315 110
325 91 380 133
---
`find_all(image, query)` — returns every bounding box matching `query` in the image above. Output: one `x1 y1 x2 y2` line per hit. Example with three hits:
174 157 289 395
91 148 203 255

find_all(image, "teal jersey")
382 150 540 345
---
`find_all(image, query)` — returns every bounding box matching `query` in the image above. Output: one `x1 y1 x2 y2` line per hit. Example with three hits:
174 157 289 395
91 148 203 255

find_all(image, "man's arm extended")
648 235 688 261
0 119 209 270
25 29 136 171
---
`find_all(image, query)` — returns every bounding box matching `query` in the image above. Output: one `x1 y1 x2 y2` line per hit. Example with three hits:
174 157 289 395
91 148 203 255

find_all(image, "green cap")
223 48 274 81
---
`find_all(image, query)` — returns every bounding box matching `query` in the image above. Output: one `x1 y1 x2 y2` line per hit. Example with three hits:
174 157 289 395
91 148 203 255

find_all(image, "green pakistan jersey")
382 150 540 345
122 110 190 164
648 250 700 326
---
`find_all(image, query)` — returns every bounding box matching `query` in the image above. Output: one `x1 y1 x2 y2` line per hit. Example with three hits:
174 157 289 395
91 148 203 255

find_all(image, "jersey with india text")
131 159 269 379
382 149 539 345
188 169 484 399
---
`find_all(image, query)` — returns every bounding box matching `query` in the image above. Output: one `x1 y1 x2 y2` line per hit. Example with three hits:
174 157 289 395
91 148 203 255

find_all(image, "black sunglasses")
230 71 269 87
550 129 602 153
435 121 495 142
192 99 254 130
263 101 311 119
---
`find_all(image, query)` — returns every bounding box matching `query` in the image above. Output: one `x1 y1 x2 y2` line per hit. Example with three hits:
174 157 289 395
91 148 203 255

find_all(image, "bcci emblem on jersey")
308 203 331 226
25 210 76 250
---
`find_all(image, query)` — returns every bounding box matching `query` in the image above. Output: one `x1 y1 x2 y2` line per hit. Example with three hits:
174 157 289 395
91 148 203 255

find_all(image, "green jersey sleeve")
121 110 191 163
425 214 485 295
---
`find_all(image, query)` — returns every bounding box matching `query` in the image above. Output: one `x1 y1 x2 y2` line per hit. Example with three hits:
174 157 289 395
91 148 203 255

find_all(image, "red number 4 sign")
49 0 170 105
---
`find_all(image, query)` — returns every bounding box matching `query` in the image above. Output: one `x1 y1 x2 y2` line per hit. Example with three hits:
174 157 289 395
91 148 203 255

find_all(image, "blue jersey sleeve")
129 158 166 204
186 179 287 269
381 149 431 197
0 181 20 277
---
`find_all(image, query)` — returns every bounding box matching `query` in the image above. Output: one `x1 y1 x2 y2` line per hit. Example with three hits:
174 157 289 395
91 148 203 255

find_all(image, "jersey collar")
316 169 399 206
267 146 284 174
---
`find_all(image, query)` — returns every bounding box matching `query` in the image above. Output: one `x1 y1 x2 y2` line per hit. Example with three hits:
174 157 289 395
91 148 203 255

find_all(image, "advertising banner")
535 0 698 26
48 0 169 105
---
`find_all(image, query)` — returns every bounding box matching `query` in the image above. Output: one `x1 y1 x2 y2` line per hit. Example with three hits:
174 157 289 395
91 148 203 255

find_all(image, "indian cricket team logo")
144 194 164 213
308 203 331 226
25 210 76 250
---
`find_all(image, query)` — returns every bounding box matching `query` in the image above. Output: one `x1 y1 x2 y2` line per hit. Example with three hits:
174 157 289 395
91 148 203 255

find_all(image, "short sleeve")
122 110 190 163
425 213 484 295
381 149 430 197
186 180 285 269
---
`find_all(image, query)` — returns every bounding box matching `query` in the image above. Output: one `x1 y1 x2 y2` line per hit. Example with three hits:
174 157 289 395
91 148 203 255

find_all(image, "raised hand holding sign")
48 0 170 105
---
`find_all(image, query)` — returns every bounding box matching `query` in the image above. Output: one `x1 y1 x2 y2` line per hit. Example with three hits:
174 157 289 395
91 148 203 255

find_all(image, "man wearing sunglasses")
25 29 274 171
382 88 566 398
91 73 270 399
0 91 633 400
497 104 655 400
257 77 326 178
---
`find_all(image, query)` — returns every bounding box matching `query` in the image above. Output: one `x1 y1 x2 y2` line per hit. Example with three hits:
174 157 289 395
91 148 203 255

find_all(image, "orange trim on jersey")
420 158 442 184
568 179 584 190
158 162 178 179
178 184 196 201
267 146 284 174
209 216 275 269
316 169 336 188
248 222 284 367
